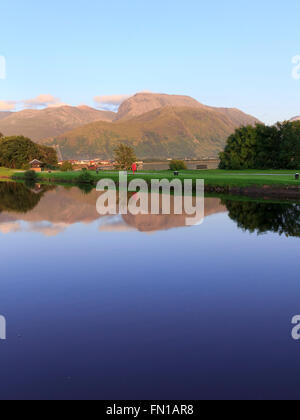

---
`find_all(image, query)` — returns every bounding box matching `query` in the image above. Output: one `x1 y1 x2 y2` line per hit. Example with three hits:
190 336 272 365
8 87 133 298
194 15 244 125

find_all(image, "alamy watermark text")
292 55 300 80
96 172 204 226
0 315 6 340
0 55 6 79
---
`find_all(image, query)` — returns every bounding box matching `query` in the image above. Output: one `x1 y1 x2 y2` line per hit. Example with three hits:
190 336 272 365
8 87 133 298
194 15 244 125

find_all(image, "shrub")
76 171 94 184
169 160 187 171
24 170 38 181
60 161 73 172
21 163 31 170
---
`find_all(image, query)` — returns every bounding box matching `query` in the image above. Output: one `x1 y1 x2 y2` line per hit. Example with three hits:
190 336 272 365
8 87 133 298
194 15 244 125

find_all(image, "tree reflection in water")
222 199 300 238
0 182 54 214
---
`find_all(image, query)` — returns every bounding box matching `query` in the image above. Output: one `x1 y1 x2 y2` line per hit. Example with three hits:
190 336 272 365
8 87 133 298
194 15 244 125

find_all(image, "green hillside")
45 106 258 159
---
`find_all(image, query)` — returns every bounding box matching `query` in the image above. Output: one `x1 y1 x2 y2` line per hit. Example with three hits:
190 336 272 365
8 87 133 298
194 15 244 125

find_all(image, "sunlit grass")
0 167 21 181
11 168 300 187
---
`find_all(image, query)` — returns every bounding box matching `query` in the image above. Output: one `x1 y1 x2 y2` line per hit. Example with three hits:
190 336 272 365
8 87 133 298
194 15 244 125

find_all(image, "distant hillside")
0 112 12 121
0 106 115 141
45 104 259 160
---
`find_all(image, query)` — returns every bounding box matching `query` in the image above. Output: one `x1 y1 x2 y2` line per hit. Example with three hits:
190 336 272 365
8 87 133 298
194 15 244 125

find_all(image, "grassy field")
9 168 300 188
0 167 20 180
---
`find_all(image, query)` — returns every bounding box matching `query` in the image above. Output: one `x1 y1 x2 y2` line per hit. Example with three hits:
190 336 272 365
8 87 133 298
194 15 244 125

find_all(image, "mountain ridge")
44 102 259 159
115 92 206 120
0 93 260 159
0 105 115 141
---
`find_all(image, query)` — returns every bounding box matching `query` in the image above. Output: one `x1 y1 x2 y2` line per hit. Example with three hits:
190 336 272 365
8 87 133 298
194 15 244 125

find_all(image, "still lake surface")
0 181 300 400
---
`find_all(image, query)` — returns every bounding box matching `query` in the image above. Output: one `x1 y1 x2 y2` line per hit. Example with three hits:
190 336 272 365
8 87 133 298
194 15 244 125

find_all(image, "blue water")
0 183 300 400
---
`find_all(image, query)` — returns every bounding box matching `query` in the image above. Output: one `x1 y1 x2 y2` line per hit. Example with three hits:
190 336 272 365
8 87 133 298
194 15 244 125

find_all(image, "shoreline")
205 184 300 200
4 169 300 201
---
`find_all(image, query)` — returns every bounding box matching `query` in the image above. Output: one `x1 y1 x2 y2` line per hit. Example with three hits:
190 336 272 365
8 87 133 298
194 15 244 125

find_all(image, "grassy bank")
0 167 21 181
10 168 300 188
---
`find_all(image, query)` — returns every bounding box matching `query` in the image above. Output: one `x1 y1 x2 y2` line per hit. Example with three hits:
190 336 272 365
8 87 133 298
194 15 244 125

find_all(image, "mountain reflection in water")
0 182 224 235
0 182 300 238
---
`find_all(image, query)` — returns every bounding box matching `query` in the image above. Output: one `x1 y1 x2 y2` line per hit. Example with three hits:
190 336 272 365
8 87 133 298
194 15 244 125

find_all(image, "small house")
29 159 44 172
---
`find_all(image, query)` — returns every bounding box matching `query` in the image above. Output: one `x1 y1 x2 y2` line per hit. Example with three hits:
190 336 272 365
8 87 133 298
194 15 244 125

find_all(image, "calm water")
0 182 300 400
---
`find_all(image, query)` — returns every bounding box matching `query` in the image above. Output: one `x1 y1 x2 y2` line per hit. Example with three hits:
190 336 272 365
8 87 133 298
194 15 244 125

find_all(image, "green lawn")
10 168 300 188
0 167 20 180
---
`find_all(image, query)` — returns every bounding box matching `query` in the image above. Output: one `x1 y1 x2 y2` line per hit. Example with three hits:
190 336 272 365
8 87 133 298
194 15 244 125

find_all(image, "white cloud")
0 222 21 234
23 94 67 109
27 222 69 236
0 221 69 237
0 95 68 112
0 100 17 111
94 94 132 111
1 92 152 113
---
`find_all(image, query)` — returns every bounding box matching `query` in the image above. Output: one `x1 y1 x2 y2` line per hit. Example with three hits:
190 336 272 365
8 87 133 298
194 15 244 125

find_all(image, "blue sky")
0 0 300 123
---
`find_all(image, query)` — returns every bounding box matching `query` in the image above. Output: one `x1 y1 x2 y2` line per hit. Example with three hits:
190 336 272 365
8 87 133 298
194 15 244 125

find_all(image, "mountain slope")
115 92 257 128
0 112 12 121
0 106 115 141
0 93 259 159
46 105 258 159
115 92 206 120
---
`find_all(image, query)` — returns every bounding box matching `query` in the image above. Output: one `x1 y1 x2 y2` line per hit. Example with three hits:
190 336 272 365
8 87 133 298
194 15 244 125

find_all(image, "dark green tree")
219 125 257 169
278 121 300 169
0 136 58 169
219 121 300 170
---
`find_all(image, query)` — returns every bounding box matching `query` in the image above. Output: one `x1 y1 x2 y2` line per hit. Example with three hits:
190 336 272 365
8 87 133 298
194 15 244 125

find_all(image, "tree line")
0 134 58 169
219 121 300 170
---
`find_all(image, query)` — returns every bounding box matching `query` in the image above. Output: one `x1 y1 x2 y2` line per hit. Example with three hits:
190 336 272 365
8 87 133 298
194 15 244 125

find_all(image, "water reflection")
0 182 225 235
1 182 300 238
223 199 300 238
1 182 300 400
0 182 53 214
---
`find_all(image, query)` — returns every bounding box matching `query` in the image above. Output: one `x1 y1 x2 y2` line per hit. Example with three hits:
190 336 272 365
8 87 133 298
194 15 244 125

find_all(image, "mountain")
0 112 12 121
0 93 259 159
115 92 206 120
291 116 300 122
0 105 115 141
115 93 256 126
45 101 259 159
